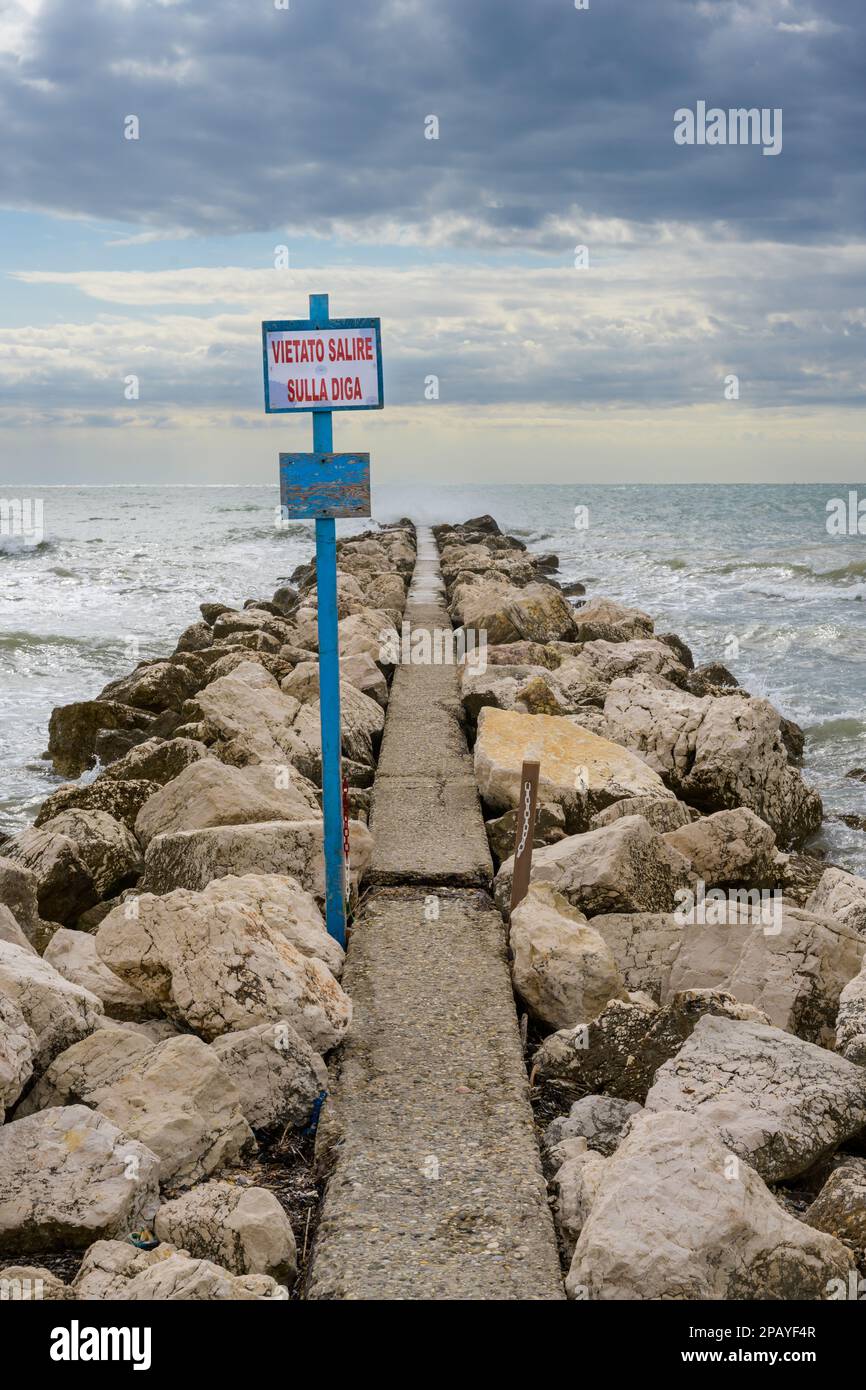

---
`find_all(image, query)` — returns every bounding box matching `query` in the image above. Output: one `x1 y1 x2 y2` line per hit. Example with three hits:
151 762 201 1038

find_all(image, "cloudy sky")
0 0 863 483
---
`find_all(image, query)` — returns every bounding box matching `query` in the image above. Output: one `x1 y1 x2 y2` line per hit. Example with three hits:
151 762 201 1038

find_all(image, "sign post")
263 294 383 946
509 760 540 912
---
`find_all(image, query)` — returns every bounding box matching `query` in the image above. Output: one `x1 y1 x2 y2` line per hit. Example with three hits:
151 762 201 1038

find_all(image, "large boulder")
34 778 158 834
338 609 399 670
287 683 384 780
495 816 690 919
835 962 866 1063
154 1182 297 1284
195 662 303 767
35 809 142 901
474 707 674 833
0 858 56 952
199 874 343 977
0 828 96 923
509 882 626 1029
19 1030 255 1187
662 807 778 888
577 638 687 689
589 795 697 835
0 941 103 1072
43 928 157 1022
0 1106 160 1254
0 993 36 1121
212 1021 327 1131
645 1015 866 1181
569 597 654 644
603 675 822 847
98 660 200 713
141 818 372 904
95 884 351 1052
116 1252 286 1300
134 758 320 849
806 868 866 936
663 902 864 1044
532 989 768 1103
102 736 211 787
47 700 155 778
804 1165 866 1246
566 1109 854 1300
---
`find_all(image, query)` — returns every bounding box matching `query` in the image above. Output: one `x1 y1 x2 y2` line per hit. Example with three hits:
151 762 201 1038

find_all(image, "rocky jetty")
0 522 415 1297
2 509 865 1302
433 513 866 1301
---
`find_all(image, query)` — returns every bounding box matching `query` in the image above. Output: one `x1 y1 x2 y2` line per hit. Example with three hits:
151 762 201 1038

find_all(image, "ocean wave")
0 536 54 557
714 556 866 587
806 716 866 745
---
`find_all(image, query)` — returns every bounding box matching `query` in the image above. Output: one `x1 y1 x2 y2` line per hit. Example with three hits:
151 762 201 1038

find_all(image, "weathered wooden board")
279 452 371 520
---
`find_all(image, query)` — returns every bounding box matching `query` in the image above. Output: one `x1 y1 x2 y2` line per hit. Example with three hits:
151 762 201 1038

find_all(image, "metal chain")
341 775 351 860
515 779 533 859
341 774 352 905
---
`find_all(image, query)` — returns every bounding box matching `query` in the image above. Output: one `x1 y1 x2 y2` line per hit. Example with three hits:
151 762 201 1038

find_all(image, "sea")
1 483 864 874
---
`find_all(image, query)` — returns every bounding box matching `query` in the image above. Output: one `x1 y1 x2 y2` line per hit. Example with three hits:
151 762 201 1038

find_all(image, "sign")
262 318 383 414
279 453 371 520
262 293 382 950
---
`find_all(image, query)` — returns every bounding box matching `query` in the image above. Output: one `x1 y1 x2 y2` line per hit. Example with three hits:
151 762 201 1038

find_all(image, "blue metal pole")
310 293 347 946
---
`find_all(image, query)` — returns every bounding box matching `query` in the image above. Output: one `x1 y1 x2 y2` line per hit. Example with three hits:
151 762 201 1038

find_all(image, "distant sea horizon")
2 482 864 876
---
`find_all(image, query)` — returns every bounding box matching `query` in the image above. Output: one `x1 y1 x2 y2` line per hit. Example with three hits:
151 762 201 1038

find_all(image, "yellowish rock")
474 706 673 830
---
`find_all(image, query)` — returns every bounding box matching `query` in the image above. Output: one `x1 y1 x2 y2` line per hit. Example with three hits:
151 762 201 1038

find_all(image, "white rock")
154 1181 296 1283
134 758 320 848
566 1109 853 1300
0 941 103 1072
96 885 351 1052
644 1015 866 1181
495 816 690 919
807 867 866 936
663 807 778 888
19 1030 255 1187
200 874 343 976
509 882 626 1029
36 809 143 901
43 927 156 1022
0 993 36 1122
118 1252 285 1300
663 901 864 1044
212 1022 327 1131
603 675 822 847
0 1106 160 1255
549 1138 609 1258
141 818 372 904
196 662 303 767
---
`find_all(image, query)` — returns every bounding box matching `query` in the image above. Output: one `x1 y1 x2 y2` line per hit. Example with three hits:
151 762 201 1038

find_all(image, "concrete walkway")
307 529 564 1300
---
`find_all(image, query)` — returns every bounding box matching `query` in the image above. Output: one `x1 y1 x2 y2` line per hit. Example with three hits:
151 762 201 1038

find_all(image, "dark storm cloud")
1 0 864 245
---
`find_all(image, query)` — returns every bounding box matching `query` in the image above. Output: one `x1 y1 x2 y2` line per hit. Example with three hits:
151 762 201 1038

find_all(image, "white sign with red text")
265 326 380 411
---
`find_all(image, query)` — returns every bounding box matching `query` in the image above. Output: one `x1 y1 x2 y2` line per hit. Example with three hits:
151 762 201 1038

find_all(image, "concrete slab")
307 888 565 1300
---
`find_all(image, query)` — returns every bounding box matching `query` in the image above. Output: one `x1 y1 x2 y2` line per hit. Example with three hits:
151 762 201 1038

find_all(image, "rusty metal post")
509 759 540 911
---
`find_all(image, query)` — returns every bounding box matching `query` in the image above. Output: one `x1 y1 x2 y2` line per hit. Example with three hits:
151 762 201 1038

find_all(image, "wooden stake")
509 759 540 912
